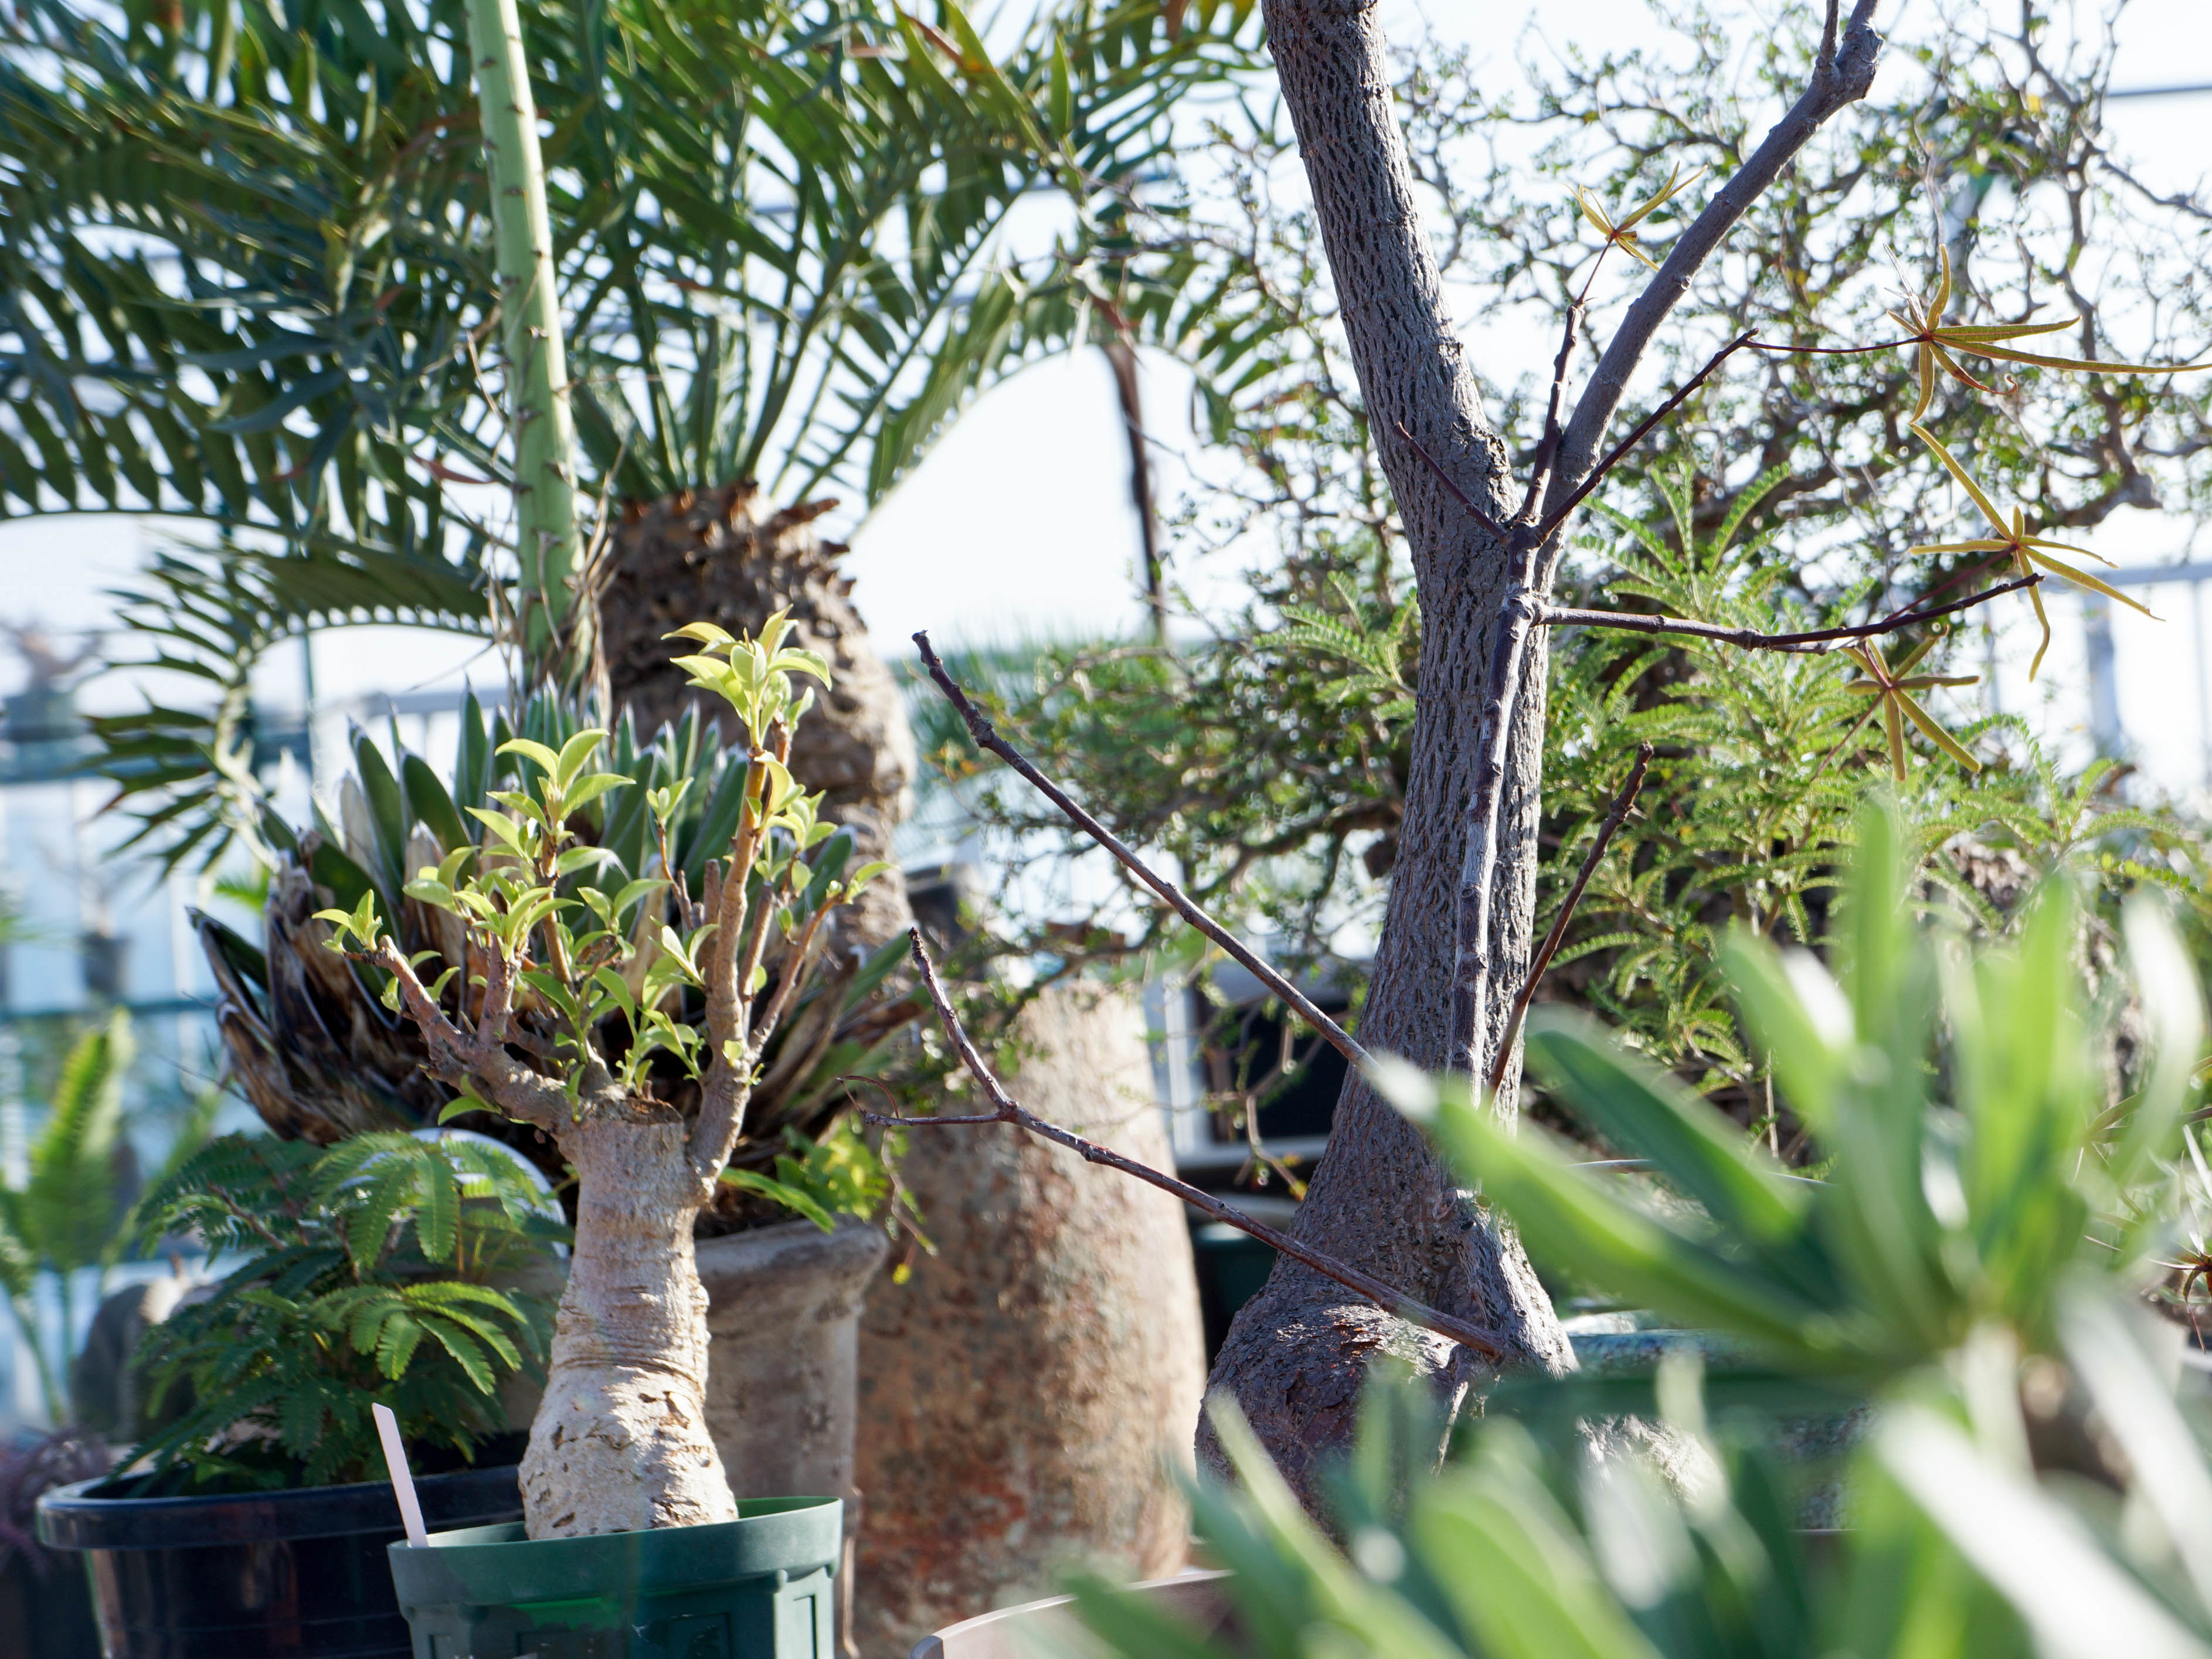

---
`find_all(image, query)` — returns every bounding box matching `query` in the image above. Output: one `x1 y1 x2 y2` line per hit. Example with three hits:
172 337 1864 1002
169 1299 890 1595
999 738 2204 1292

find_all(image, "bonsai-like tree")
318 617 886 1535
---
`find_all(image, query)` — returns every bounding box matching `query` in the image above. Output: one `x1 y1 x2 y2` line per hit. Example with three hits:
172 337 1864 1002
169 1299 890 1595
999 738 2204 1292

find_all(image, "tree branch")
1539 573 2041 652
1392 422 1504 539
871 930 1509 1362
1544 1 1884 550
1486 744 1653 1096
372 936 570 1133
912 631 1369 1068
1536 331 1758 544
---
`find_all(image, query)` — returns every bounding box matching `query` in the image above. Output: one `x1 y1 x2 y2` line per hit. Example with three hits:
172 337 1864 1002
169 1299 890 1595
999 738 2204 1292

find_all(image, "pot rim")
386 1495 845 1607
35 1459 523 1552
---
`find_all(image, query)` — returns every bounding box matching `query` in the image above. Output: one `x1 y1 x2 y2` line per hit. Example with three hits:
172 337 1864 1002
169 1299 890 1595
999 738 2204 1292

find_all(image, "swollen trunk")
519 1115 737 1538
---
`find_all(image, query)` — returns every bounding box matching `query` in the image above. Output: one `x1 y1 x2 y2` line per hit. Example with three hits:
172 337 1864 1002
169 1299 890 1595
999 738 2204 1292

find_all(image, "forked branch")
869 930 1509 1362
912 632 1369 1068
1540 573 2041 652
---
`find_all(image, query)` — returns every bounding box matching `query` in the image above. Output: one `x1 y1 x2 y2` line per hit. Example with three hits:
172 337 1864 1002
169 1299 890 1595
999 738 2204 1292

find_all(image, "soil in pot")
35 1440 526 1659
388 1494 843 1659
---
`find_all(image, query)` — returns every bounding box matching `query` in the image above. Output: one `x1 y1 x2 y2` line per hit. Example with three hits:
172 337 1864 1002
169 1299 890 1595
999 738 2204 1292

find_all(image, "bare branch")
1487 745 1653 1096
1540 573 2042 652
1518 304 1585 522
876 931 1509 1362
1544 1 1884 553
1536 331 1757 543
911 633 1369 1069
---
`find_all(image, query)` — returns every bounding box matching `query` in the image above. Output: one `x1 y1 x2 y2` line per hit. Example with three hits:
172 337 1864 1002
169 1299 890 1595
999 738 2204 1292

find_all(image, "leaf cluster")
130 1131 563 1491
202 675 915 1194
0 0 1260 870
1384 806 2203 1383
1071 817 2212 1659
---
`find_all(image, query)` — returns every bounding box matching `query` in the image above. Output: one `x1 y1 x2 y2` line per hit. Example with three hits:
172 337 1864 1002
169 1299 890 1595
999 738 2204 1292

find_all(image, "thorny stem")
912 633 1369 1069
1486 744 1653 1097
1540 573 2042 653
871 931 1508 1361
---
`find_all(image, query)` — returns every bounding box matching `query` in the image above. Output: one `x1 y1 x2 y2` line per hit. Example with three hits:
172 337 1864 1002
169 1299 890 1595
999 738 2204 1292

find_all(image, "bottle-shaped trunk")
520 1115 737 1537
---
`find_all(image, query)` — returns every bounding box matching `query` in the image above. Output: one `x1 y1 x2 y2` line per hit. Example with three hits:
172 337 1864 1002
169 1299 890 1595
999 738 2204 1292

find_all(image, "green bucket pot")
387 1495 842 1659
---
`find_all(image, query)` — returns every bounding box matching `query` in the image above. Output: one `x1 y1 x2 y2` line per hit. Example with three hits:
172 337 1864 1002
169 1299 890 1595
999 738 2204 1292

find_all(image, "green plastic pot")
387 1495 842 1659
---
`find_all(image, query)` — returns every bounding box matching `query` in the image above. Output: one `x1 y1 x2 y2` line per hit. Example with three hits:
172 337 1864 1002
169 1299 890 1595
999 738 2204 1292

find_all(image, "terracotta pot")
853 984 1209 1658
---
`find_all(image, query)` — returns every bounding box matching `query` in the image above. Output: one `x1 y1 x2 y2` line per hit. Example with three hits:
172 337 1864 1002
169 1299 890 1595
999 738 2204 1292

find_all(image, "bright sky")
6 0 2211 799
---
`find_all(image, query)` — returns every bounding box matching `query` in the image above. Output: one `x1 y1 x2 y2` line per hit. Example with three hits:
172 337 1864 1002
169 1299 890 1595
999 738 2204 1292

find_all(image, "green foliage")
0 1012 214 1425
131 1131 563 1491
0 0 1259 868
927 6 2212 1132
203 681 913 1187
1070 820 2212 1659
293 627 908 1228
1373 805 2203 1383
1525 462 2212 1111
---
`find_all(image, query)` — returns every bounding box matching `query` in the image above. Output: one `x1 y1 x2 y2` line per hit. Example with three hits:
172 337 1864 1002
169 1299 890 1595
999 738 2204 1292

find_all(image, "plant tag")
372 1402 430 1548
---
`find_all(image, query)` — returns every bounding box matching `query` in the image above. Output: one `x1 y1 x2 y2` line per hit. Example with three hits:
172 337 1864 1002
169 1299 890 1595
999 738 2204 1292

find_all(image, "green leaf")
718 1167 835 1231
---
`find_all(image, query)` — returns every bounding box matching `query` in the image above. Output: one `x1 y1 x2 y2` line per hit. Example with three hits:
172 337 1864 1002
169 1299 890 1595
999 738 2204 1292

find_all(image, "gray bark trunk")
1204 0 1883 1505
1197 0 1575 1502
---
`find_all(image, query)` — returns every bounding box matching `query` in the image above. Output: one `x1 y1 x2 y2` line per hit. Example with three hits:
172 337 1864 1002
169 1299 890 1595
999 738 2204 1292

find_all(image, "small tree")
318 618 888 1535
886 0 2210 1512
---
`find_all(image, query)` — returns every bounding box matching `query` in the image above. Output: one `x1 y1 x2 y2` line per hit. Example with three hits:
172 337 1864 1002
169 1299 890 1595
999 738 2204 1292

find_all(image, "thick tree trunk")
521 1115 737 1537
599 485 916 951
1197 0 1572 1504
1204 0 1883 1507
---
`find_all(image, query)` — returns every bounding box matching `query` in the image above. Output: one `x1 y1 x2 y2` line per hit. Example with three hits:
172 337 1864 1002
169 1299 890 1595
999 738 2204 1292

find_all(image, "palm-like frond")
1 0 1259 869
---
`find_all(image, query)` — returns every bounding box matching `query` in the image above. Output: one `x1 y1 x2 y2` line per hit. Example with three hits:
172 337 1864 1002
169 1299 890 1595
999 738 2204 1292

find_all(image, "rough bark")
598 483 917 951
1199 0 1568 1507
1204 0 1883 1507
851 985 1206 1658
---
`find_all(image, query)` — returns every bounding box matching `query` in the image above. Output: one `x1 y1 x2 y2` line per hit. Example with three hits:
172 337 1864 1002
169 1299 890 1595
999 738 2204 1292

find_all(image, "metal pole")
2082 592 2123 758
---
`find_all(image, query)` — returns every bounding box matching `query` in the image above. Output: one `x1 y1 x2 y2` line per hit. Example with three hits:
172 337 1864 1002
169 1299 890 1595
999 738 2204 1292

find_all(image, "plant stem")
464 0 581 652
1539 573 2041 652
911 633 1368 1068
873 932 1509 1361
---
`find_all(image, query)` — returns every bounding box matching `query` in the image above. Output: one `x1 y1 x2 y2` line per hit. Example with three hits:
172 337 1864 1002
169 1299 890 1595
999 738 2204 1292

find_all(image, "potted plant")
253 618 880 1654
38 1130 562 1659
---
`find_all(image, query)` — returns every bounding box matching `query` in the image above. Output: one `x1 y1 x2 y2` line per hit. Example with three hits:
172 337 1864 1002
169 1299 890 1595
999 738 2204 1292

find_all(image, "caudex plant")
318 617 888 1536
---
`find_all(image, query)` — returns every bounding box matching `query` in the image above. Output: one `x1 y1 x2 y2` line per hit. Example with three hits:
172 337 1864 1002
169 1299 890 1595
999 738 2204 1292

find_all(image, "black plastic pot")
36 1460 523 1658
0 1546 103 1659
388 1495 842 1659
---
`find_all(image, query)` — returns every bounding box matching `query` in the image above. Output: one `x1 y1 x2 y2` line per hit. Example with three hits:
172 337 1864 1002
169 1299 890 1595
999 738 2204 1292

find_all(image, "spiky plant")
195 678 916 1220
310 618 895 1535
